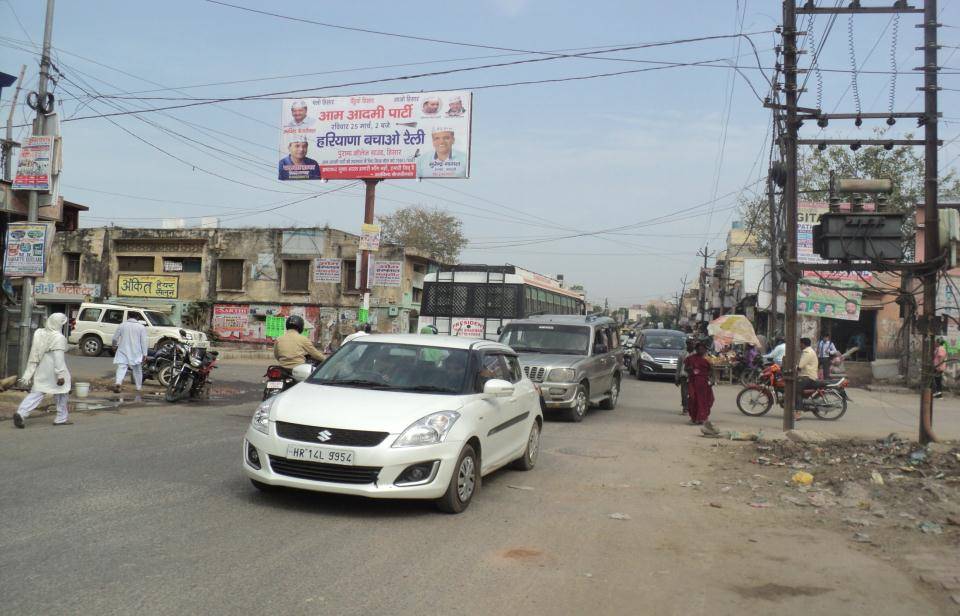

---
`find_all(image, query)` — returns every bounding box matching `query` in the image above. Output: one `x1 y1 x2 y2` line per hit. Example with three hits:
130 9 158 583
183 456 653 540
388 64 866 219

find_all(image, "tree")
377 206 467 264
739 133 960 258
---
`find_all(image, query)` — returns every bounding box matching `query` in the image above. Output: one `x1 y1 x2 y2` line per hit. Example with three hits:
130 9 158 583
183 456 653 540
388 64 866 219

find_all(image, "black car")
633 329 687 378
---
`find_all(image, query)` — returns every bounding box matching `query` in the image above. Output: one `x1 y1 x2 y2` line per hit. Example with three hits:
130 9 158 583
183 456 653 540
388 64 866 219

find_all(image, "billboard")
797 277 862 321
4 222 51 277
279 91 472 180
13 136 54 191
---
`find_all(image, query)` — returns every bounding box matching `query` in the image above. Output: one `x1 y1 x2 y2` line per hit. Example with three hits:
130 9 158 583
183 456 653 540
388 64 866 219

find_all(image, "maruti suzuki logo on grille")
316 430 333 442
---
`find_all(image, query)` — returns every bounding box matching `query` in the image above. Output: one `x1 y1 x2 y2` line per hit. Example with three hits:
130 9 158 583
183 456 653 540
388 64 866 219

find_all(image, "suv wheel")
599 376 620 410
80 335 103 357
562 383 589 422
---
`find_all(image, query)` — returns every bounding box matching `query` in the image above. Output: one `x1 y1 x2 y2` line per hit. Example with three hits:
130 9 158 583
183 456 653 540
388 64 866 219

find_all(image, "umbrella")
708 315 761 348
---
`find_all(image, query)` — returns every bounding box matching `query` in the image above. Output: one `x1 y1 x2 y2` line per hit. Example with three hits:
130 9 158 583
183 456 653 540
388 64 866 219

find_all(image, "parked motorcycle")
165 343 219 403
262 358 319 400
733 352 764 386
735 362 850 420
143 345 176 388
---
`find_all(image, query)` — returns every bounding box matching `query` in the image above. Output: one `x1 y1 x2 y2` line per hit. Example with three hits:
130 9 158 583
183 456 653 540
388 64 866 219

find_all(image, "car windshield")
144 311 174 327
308 341 468 394
499 324 590 355
645 334 685 350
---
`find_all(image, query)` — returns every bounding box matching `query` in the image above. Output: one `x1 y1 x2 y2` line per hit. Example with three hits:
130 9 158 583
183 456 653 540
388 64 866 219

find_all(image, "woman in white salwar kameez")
13 313 72 428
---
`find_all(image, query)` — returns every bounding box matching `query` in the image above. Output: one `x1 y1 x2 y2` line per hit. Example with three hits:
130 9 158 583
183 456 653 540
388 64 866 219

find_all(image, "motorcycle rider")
273 315 325 370
763 337 786 366
796 337 819 420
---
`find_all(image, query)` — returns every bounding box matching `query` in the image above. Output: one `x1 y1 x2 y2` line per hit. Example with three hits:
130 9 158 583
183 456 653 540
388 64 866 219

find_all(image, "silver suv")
498 315 623 422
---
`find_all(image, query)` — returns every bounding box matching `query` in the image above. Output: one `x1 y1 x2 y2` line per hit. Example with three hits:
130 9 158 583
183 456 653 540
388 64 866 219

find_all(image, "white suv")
68 302 209 357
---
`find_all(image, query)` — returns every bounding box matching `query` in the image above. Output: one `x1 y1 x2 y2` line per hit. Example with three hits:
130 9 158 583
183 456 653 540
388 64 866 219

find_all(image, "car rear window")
78 308 102 322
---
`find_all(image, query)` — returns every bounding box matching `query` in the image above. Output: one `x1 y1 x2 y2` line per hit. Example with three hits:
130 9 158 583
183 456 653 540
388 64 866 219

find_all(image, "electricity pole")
781 0 799 432
2 65 27 182
357 178 380 326
767 169 780 342
18 0 56 374
676 275 688 324
696 245 714 333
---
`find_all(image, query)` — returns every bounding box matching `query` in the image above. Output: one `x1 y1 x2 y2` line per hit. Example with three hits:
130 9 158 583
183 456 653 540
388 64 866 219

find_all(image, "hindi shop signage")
34 282 101 301
278 91 473 181
117 274 179 299
12 136 55 191
313 258 342 283
371 260 403 287
3 222 50 277
452 317 485 338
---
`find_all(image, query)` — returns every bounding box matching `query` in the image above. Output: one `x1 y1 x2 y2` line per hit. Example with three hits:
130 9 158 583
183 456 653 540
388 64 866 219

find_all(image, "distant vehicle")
417 264 585 341
68 302 208 357
499 315 623 422
243 335 543 514
633 329 687 378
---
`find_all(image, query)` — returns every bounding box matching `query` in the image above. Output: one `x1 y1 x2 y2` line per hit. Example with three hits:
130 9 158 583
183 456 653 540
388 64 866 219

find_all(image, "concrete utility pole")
676 274 688 324
919 0 940 444
357 178 380 324
696 244 713 333
766 170 779 343
18 0 56 375
781 0 799 432
2 65 27 182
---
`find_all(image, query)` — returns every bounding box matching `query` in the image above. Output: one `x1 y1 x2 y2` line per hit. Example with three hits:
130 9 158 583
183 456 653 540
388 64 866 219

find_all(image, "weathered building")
38 226 437 346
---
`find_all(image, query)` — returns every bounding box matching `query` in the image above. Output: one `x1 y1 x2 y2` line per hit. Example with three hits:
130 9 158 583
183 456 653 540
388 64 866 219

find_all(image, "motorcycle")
733 352 764 386
262 358 319 400
165 343 219 403
143 345 177 388
735 362 850 420
622 342 636 374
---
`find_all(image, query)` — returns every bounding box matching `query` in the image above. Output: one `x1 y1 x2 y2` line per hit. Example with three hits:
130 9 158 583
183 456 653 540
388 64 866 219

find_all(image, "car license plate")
286 444 355 466
266 381 284 390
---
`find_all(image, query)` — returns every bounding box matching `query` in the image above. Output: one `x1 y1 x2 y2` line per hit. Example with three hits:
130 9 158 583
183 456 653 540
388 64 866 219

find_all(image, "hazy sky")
1 0 958 306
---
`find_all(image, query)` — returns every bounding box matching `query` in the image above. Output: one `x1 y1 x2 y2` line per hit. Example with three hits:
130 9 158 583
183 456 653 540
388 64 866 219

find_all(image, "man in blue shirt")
278 137 321 181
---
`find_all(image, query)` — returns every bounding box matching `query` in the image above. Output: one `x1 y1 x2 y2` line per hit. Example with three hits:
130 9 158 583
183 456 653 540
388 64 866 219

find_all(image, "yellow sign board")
117 274 179 299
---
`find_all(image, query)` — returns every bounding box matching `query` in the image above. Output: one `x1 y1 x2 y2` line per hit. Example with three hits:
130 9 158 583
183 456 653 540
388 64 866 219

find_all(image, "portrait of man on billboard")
284 100 316 130
278 136 321 180
417 126 467 178
445 96 466 117
421 96 441 118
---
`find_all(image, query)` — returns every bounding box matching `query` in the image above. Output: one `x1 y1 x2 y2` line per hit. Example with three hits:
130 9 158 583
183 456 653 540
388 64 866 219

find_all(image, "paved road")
0 374 949 615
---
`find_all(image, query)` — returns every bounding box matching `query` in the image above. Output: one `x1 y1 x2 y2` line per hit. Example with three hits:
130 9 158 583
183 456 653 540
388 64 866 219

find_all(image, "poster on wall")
371 260 402 287
278 90 473 180
452 317 484 338
3 222 50 277
313 258 342 283
797 278 862 321
117 274 179 299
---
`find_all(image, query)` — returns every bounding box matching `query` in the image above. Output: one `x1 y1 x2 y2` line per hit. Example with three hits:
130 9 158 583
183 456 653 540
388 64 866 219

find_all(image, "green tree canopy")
377 206 467 264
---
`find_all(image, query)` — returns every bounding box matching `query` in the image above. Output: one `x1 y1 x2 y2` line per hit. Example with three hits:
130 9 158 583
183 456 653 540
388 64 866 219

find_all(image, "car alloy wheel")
512 420 540 470
600 378 619 410
81 336 102 356
457 455 476 502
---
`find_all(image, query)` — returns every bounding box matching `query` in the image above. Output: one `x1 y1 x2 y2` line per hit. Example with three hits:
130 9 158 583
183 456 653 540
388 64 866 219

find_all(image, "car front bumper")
242 425 463 499
537 381 578 409
638 360 677 376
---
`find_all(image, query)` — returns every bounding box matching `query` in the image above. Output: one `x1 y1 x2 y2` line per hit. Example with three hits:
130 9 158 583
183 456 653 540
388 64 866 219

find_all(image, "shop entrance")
822 308 877 362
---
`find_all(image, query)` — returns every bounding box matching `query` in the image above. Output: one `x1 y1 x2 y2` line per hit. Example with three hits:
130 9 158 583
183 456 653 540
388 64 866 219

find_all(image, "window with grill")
64 253 80 281
164 257 202 273
283 260 310 293
118 256 154 272
344 259 358 293
219 259 244 290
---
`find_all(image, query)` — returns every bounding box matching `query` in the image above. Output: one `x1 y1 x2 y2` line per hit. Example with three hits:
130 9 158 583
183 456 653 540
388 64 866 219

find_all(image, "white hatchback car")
242 335 543 513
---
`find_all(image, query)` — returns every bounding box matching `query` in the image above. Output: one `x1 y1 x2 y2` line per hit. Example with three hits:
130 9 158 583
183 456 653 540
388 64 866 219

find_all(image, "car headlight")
251 399 274 435
547 368 575 382
393 411 461 448
640 351 654 362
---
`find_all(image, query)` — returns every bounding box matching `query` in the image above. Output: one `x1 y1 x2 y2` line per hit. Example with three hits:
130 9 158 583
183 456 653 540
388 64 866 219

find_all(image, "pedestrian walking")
13 313 72 428
675 338 694 415
112 315 149 393
934 338 948 398
683 340 715 425
817 333 838 380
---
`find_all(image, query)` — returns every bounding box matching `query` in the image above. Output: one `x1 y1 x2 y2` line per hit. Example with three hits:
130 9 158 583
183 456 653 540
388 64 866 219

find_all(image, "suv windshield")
644 334 685 350
308 342 468 394
499 324 590 355
145 311 174 327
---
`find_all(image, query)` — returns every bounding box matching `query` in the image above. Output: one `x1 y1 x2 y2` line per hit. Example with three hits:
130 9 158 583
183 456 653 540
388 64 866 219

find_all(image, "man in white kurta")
112 317 149 393
14 313 72 428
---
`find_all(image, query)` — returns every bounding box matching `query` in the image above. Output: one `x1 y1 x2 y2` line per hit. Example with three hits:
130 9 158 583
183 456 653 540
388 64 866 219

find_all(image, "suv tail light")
267 367 284 379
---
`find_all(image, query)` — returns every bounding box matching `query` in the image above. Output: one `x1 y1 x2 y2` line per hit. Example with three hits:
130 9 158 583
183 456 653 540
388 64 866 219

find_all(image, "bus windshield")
499 324 590 355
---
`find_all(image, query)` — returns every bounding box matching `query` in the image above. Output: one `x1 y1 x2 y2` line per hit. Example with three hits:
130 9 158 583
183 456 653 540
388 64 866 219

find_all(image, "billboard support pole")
18 0 55 375
358 179 380 324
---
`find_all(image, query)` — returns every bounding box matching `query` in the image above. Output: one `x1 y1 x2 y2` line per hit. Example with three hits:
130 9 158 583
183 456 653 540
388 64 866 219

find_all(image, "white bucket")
75 382 90 398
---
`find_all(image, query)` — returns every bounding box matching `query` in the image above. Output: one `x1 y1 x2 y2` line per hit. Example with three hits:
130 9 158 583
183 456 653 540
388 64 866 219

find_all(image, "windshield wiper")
314 378 391 389
394 385 458 393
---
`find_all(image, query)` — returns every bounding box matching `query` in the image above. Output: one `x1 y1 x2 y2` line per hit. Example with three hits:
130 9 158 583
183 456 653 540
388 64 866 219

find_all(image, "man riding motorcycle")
273 315 325 370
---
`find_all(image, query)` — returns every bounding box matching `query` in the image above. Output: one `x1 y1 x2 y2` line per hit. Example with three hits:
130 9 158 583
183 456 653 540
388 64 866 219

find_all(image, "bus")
418 264 586 339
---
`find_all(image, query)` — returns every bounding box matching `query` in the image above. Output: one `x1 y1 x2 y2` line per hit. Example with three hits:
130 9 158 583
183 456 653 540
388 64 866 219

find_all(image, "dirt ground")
695 432 960 610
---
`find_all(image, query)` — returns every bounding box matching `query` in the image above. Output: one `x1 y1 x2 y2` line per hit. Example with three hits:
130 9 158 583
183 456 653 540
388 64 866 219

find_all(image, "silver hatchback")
499 315 623 422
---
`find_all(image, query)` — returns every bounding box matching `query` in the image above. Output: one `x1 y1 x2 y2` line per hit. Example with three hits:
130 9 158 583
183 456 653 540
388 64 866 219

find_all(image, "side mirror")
292 364 313 382
483 378 515 398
